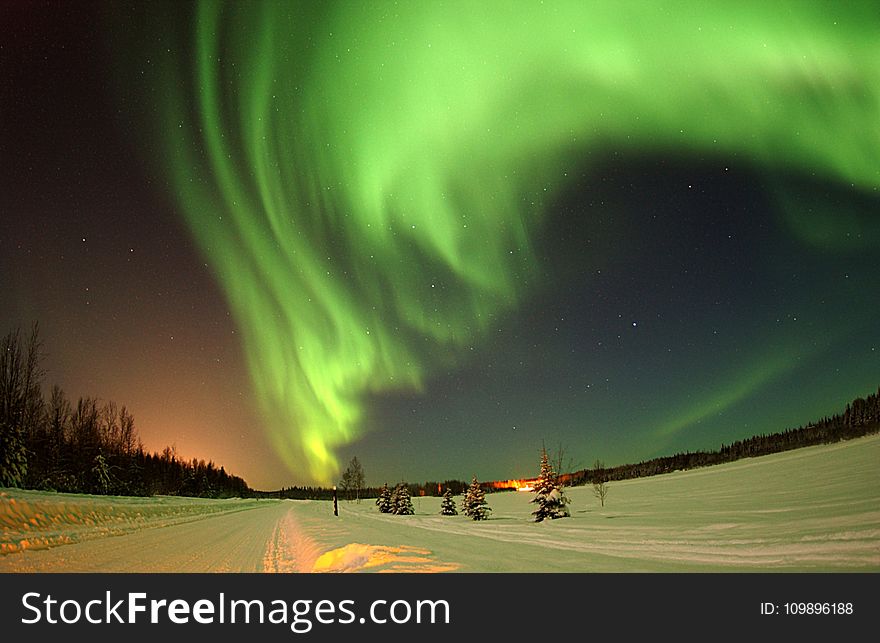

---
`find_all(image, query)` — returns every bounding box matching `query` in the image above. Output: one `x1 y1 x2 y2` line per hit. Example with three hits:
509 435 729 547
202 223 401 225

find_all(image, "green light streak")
654 347 800 439
151 1 878 483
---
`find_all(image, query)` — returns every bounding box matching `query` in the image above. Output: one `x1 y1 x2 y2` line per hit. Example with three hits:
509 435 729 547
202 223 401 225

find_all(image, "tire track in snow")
263 505 324 572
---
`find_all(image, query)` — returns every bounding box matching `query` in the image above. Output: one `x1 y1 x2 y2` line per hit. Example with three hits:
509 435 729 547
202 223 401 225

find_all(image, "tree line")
567 387 880 486
269 478 472 501
0 325 249 497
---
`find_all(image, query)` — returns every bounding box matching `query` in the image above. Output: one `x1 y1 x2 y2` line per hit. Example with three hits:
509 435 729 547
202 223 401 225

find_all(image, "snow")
2 434 879 572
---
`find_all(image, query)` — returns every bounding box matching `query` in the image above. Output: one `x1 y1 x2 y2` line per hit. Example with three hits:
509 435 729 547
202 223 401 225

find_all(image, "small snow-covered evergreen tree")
440 488 458 515
461 486 472 517
531 447 570 522
463 476 491 521
376 482 393 513
393 483 414 515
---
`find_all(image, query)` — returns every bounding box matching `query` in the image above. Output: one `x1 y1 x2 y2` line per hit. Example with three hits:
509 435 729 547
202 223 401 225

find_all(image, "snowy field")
2 435 878 572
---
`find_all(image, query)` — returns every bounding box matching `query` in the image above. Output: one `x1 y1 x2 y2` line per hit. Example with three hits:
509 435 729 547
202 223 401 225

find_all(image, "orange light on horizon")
488 478 537 492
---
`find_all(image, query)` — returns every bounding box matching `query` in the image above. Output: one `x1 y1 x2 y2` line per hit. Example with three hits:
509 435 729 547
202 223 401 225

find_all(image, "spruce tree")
531 447 570 522
389 483 400 511
375 482 393 513
393 483 414 515
440 487 458 515
464 476 491 521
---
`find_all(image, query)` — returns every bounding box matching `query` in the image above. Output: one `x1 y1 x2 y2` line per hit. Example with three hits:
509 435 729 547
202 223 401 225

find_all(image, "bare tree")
39 385 71 483
350 456 364 503
46 385 71 443
71 396 101 463
118 406 136 456
101 401 120 455
550 441 579 496
339 456 365 503
339 467 353 501
593 459 609 507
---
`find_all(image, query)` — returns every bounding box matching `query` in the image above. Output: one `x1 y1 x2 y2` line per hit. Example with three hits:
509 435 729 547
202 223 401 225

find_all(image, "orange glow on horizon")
488 478 537 492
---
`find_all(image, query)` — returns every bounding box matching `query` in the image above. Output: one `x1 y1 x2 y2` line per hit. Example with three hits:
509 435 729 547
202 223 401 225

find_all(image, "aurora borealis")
2 1 878 488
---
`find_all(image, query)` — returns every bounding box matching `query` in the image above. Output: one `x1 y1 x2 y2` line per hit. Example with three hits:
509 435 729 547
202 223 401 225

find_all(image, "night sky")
2 1 877 490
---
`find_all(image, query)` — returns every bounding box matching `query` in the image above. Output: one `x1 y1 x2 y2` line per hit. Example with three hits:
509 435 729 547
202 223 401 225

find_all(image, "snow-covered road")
0 498 290 572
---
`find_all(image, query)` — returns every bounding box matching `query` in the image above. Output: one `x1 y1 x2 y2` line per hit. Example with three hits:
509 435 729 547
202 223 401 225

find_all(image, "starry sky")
2 1 878 490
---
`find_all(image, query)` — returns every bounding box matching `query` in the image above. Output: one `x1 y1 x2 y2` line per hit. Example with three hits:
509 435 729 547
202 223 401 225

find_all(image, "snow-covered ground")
2 435 878 572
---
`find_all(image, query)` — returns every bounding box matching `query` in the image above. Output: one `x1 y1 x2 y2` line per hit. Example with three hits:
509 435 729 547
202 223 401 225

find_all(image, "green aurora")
143 1 878 483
